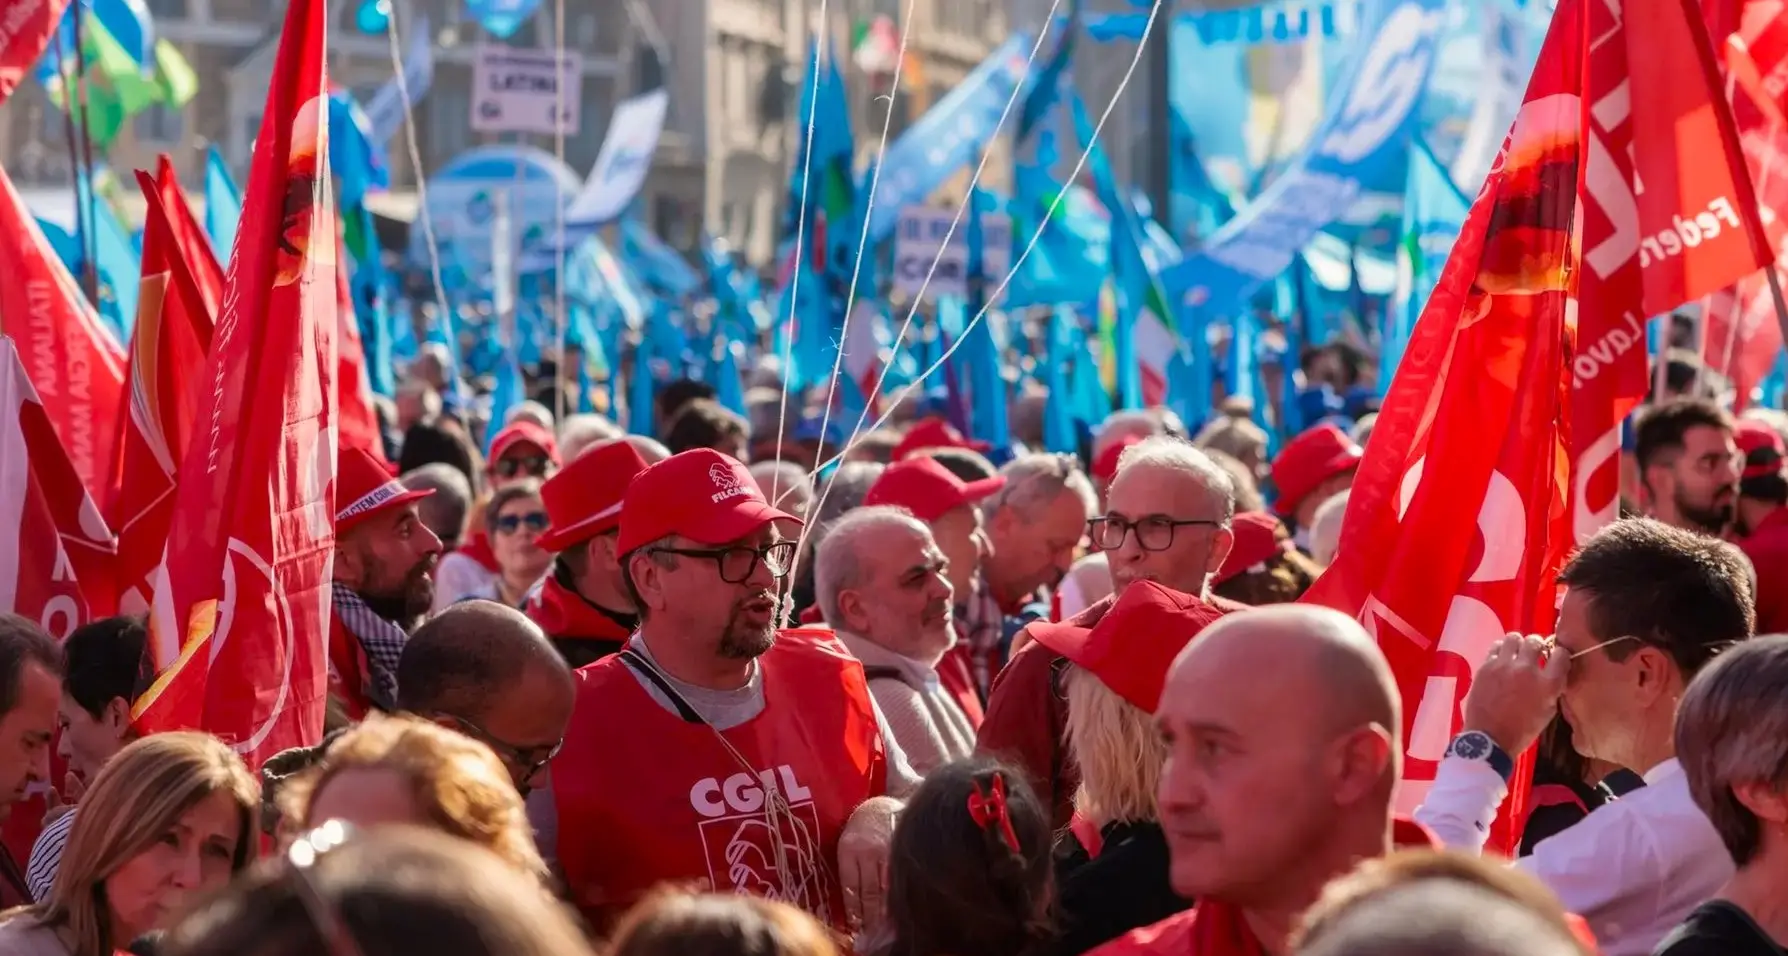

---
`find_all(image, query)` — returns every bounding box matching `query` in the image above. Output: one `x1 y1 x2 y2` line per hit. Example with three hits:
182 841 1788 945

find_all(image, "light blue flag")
1040 307 1079 453
204 148 241 264
1381 137 1469 394
485 339 524 455
866 35 1033 243
76 169 139 342
962 186 1010 452
36 218 81 278
621 219 700 298
628 335 657 436
328 91 391 205
1158 0 1449 318
464 0 543 39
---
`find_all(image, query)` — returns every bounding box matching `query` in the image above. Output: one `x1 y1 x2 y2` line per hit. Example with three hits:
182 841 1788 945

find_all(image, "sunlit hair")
606 889 841 956
1292 849 1592 955
24 733 259 956
1065 667 1166 825
280 713 547 883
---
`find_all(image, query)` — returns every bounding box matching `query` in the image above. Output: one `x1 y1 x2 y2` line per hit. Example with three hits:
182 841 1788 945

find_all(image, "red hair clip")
967 772 1022 854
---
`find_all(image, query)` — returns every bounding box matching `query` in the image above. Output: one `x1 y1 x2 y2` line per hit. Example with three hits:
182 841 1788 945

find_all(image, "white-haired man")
979 437 1239 827
816 506 970 775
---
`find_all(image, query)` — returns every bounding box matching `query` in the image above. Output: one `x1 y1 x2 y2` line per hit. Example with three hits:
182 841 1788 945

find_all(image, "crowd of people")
0 350 1785 956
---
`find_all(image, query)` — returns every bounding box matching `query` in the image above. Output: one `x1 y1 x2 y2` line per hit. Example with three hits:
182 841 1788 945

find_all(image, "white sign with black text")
470 45 583 136
891 207 1013 301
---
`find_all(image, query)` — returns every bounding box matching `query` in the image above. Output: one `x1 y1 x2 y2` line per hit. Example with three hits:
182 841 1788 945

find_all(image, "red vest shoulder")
1089 910 1203 956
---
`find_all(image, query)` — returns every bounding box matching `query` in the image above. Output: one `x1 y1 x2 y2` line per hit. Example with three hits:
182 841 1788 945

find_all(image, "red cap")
616 449 804 555
1093 434 1146 484
1738 420 1786 480
894 417 991 461
489 420 561 467
1026 580 1228 712
537 440 651 552
338 447 434 531
1214 512 1288 585
1272 424 1362 517
863 457 1006 523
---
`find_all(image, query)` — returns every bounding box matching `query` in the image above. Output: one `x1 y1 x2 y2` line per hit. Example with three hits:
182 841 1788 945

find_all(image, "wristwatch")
1446 730 1514 783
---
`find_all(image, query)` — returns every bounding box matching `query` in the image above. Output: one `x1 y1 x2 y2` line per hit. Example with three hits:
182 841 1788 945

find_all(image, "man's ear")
333 537 363 585
628 550 668 613
1206 526 1235 576
837 589 867 632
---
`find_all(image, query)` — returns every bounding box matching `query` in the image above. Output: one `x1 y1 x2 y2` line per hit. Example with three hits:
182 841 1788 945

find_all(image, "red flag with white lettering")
1570 0 1772 541
0 167 128 501
1302 8 1584 852
0 0 72 107
154 155 226 320
131 0 338 770
109 170 216 615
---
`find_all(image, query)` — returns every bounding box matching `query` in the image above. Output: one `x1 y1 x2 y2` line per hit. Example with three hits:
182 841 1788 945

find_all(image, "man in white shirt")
814 506 974 775
1415 518 1754 956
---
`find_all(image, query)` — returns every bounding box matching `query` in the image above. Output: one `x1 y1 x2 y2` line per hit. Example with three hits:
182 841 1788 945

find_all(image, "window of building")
428 85 471 159
134 103 185 143
145 0 186 17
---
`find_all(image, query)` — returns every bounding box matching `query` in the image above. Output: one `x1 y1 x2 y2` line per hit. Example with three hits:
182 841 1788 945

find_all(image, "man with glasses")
979 437 1240 828
525 440 653 667
553 449 917 935
397 601 573 799
1416 517 1753 956
486 420 561 489
1635 399 1742 536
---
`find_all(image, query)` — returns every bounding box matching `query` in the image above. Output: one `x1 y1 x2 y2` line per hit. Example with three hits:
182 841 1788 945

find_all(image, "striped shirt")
25 809 75 902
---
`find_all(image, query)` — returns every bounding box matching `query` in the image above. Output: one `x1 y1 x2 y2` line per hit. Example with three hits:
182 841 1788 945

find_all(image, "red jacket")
525 575 634 669
1739 507 1788 635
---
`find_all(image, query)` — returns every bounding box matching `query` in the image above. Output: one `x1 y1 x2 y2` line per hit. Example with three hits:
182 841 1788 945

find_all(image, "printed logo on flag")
689 767 832 915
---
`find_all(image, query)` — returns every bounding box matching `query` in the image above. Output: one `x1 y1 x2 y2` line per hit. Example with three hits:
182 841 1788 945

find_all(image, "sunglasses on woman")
494 512 549 535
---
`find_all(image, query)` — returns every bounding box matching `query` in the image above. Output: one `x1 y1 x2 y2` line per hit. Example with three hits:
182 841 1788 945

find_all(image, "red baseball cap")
1215 512 1289 585
489 420 561 467
863 457 1006 523
1027 580 1228 712
1272 424 1362 517
537 440 651 552
894 417 991 461
1093 434 1146 484
338 447 434 531
1737 420 1786 480
616 449 804 555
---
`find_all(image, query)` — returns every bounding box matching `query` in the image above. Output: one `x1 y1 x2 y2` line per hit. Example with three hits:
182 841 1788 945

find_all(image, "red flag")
0 0 72 107
1303 8 1584 852
1724 1 1788 128
334 233 385 463
0 333 117 633
131 0 338 769
0 166 128 501
110 170 216 615
153 155 227 320
1569 0 1770 540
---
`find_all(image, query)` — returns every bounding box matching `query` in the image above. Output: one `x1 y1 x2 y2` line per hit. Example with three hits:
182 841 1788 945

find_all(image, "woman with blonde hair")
1025 582 1211 956
279 712 548 882
0 732 260 956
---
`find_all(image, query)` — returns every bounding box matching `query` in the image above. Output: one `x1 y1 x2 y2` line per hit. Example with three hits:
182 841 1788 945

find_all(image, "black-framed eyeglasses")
495 455 551 479
493 511 550 535
653 541 798 584
1089 514 1223 552
285 820 366 956
446 713 564 785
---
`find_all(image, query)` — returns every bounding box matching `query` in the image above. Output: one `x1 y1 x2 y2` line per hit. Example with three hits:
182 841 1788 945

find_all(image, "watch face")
1453 732 1490 760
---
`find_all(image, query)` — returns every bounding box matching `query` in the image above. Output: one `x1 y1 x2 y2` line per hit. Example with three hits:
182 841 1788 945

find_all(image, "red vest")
554 629 887 933
326 610 376 722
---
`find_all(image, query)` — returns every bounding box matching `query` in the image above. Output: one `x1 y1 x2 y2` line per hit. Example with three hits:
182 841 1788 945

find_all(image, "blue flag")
1381 138 1468 393
76 169 139 343
203 147 241 263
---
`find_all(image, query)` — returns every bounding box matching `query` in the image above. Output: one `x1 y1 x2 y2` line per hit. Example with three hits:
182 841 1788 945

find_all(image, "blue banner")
1156 0 1447 319
865 35 1033 243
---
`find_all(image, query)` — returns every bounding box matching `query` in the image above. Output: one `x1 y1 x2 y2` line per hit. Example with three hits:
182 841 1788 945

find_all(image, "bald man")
1092 605 1433 956
396 601 575 798
1292 880 1586 956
